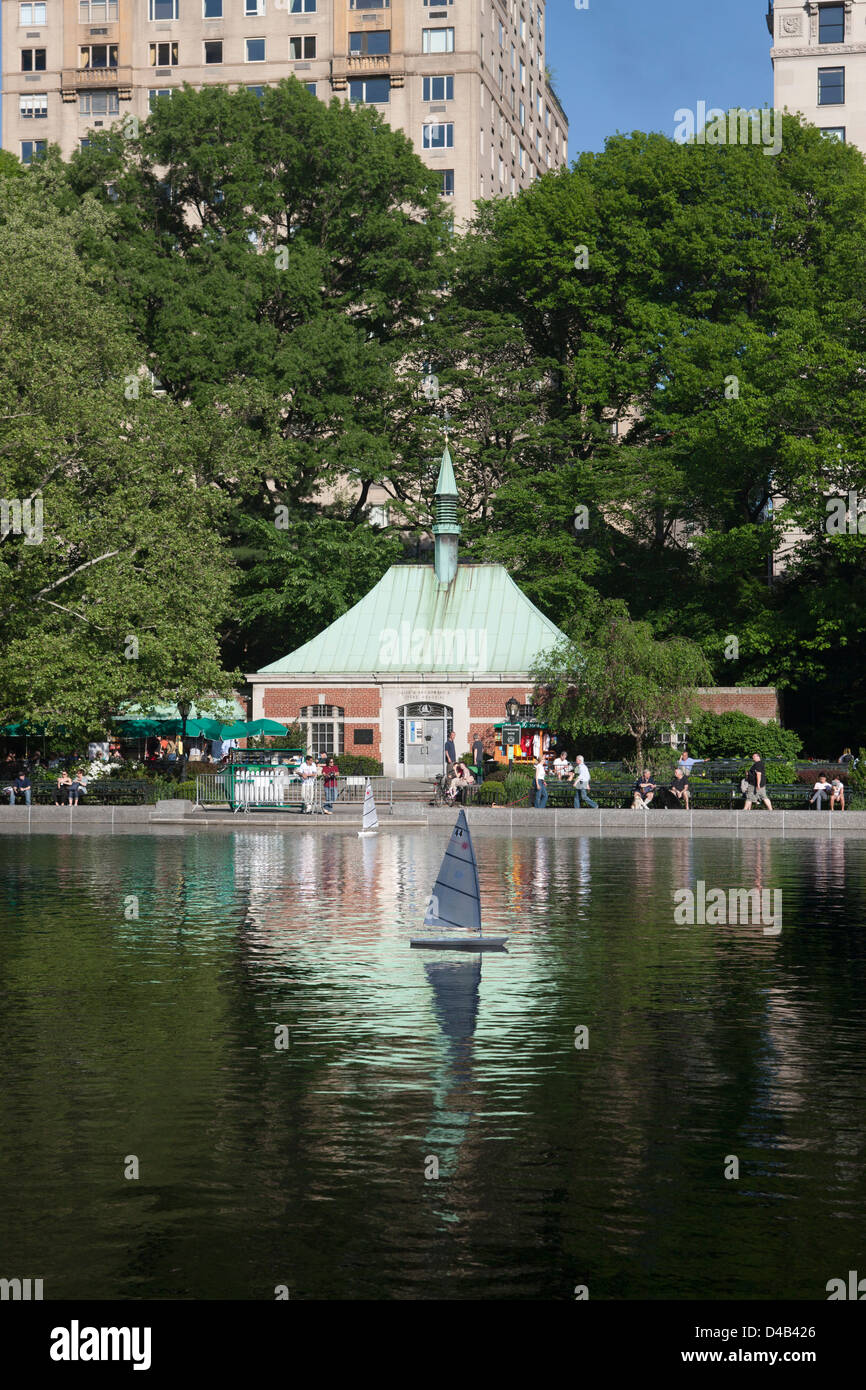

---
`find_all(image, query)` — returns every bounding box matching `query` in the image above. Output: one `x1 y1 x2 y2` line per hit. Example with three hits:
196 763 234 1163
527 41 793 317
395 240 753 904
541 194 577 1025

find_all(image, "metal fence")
193 772 393 815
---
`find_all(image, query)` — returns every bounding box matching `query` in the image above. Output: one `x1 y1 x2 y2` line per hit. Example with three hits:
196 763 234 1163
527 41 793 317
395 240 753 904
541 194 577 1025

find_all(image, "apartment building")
768 0 866 149
1 0 568 228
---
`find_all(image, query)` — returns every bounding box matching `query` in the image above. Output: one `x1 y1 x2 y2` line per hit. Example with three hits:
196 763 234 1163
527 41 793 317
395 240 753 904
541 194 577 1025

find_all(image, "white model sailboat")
410 809 508 950
358 777 379 837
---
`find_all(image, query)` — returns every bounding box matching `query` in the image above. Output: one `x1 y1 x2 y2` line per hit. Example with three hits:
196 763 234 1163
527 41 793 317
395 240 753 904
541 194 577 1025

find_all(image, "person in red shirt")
321 756 339 815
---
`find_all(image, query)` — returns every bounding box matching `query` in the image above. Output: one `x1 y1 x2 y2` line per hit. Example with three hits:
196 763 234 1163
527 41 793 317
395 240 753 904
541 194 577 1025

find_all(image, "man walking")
743 752 772 811
534 753 548 809
471 734 485 785
572 755 598 809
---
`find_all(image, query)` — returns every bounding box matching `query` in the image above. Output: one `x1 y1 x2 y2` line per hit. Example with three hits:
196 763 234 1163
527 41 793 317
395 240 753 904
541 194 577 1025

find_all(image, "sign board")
503 723 521 747
407 720 425 744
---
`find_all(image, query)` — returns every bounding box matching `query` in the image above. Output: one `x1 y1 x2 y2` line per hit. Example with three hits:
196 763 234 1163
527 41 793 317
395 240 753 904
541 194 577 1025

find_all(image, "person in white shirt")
572 755 598 809
300 755 319 814
533 756 548 809
830 777 845 811
553 752 569 779
810 775 830 811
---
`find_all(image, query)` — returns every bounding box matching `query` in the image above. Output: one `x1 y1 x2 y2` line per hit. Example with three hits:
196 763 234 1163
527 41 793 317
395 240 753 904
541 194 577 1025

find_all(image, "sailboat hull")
410 936 508 950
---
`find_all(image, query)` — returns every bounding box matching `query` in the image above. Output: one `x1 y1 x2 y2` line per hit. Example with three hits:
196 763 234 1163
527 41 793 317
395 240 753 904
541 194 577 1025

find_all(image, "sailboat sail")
362 778 379 832
424 809 481 933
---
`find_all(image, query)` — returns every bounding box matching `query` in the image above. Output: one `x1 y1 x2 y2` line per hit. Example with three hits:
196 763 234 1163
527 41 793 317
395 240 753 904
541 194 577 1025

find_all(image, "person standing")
471 734 485 785
572 755 598 809
321 754 339 815
534 754 548 809
743 752 772 811
444 729 457 770
300 754 319 814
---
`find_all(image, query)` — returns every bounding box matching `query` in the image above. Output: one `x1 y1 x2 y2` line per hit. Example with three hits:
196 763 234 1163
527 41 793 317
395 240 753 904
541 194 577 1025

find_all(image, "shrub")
483 765 508 783
626 747 681 781
504 771 533 803
334 754 382 776
474 782 506 804
687 711 802 761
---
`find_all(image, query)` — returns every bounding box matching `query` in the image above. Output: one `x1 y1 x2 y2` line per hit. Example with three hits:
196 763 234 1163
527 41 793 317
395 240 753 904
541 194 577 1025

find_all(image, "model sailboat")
358 777 379 837
410 809 508 950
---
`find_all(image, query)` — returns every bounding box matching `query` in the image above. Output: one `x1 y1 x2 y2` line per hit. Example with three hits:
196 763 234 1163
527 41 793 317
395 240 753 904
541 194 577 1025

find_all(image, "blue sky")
547 0 774 157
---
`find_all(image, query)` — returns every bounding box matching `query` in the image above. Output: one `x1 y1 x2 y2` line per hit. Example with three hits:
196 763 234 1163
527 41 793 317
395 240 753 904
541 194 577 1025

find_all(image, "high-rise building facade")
768 1 866 149
1 0 568 227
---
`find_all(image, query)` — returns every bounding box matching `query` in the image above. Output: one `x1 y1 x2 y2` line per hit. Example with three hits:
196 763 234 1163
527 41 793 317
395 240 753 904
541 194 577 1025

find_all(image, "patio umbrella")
218 721 252 740
248 719 291 736
188 718 224 739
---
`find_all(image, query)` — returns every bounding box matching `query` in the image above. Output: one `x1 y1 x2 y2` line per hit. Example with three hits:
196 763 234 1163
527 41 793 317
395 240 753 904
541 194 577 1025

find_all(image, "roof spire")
432 441 460 585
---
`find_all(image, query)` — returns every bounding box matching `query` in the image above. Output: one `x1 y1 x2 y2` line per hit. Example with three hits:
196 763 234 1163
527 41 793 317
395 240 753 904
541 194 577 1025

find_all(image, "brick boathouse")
248 447 779 779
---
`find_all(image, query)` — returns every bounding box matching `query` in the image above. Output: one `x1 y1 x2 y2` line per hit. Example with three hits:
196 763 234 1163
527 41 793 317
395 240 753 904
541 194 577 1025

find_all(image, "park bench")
32 779 156 806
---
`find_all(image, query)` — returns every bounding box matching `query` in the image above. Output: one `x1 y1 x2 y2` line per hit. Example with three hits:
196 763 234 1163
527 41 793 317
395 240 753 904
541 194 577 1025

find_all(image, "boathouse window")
354 729 374 745
299 705 344 758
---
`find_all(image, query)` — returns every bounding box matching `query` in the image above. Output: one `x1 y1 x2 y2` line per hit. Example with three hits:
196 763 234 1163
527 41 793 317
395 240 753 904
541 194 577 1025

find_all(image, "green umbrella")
188 718 224 739
249 719 292 736
219 721 252 740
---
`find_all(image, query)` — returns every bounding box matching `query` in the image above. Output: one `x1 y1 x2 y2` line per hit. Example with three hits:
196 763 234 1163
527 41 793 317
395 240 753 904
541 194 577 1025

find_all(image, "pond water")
1 828 864 1300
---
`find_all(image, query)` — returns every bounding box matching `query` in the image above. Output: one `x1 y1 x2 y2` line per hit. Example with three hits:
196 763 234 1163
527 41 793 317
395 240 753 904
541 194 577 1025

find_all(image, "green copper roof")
434 445 458 497
256 564 566 676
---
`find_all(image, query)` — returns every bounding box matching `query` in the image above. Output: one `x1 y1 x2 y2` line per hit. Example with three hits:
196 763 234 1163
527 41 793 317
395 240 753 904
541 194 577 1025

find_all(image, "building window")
349 30 389 54
440 168 454 195
423 74 453 101
21 48 46 71
245 0 264 14
203 0 222 14
148 0 178 17
423 122 453 148
290 0 316 9
81 44 118 67
351 0 389 7
148 88 172 108
519 99 525 127
148 42 177 66
246 37 266 61
545 104 550 129
820 126 845 141
498 20 503 45
20 140 47 164
19 3 47 22
304 81 316 94
20 94 48 118
289 34 315 58
299 707 345 758
519 60 525 86
204 40 222 62
79 1 119 17
79 90 119 114
367 504 389 527
349 77 390 102
246 85 264 98
422 27 454 53
818 4 845 44
518 146 525 170
818 67 844 104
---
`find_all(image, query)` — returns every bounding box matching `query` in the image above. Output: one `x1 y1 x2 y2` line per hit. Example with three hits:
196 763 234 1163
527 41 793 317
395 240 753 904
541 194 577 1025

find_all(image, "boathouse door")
398 702 453 778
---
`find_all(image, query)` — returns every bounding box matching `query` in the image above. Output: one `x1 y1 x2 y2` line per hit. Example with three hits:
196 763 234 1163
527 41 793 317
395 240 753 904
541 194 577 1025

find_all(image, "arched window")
299 705 344 758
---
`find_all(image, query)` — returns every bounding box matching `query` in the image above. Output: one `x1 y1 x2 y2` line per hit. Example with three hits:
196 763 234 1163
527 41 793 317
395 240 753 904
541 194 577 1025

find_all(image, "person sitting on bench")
632 770 657 810
810 775 830 810
69 773 87 806
830 777 845 812
3 770 31 805
668 767 690 809
55 770 73 805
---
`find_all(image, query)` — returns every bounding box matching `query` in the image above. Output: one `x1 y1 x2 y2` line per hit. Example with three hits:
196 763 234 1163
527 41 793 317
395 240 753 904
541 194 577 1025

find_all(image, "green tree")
0 174 235 735
532 598 711 765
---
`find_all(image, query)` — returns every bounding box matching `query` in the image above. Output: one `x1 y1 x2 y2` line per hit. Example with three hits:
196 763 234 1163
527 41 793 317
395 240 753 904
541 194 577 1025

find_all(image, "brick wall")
262 686 382 759
695 688 779 722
